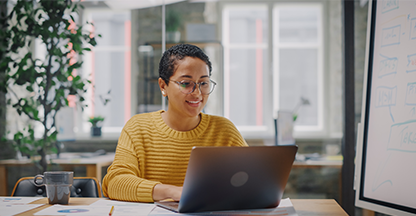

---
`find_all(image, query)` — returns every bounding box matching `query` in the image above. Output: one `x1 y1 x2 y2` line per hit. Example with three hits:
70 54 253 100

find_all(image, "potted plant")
165 9 182 42
88 116 105 137
0 0 99 172
292 97 310 121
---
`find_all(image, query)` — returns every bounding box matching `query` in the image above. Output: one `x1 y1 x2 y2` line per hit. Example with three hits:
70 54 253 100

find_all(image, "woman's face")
162 56 210 118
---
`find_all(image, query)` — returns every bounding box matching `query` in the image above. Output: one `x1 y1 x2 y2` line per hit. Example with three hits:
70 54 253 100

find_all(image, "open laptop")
155 145 298 213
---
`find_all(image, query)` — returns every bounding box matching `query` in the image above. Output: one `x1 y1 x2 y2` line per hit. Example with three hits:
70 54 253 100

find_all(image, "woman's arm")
103 128 185 202
102 129 161 202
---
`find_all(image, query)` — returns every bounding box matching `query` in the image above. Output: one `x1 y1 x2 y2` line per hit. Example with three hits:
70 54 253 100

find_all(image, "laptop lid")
157 145 298 213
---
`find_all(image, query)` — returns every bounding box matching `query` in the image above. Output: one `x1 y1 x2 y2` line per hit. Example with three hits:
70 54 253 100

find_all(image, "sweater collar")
152 110 209 139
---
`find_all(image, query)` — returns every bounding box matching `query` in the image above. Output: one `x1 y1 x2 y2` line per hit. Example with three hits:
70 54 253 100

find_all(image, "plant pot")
166 31 181 43
91 126 102 137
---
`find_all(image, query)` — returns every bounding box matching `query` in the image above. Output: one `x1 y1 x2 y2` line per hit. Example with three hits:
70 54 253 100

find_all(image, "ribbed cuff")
137 180 161 202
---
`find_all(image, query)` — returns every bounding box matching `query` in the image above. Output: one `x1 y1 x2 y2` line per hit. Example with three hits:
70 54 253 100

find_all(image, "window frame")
222 2 327 139
272 3 325 136
78 8 132 137
222 4 272 138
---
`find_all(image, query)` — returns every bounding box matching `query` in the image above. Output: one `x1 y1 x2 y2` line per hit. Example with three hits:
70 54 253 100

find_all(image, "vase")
91 126 102 137
166 31 181 43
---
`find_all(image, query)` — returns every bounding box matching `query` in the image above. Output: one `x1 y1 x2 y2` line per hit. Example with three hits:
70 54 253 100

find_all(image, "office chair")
11 176 102 197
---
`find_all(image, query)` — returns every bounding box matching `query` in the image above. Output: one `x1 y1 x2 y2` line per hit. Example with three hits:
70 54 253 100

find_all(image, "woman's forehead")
171 57 209 78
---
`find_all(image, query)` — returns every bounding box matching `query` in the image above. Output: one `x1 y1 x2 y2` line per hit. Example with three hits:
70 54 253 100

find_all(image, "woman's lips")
186 100 201 107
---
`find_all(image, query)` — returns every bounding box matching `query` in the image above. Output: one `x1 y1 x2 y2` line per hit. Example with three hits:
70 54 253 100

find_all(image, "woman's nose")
191 84 202 95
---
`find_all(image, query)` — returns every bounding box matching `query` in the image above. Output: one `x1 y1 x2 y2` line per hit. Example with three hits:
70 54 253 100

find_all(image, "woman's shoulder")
124 110 162 130
202 113 247 146
128 112 153 123
204 113 237 129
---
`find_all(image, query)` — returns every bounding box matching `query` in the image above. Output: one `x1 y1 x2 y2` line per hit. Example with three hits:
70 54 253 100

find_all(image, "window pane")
279 48 318 126
229 9 268 44
92 13 129 46
229 49 268 126
84 10 130 132
224 6 268 129
93 51 126 128
279 7 319 43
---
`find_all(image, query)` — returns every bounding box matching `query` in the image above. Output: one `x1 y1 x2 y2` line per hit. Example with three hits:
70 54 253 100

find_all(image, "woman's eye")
200 82 208 86
179 82 192 87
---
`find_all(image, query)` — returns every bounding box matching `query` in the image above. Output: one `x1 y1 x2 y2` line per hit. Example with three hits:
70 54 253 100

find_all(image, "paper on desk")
0 204 44 216
110 205 157 216
150 198 298 216
90 199 156 216
90 199 154 207
34 205 113 216
278 198 296 208
0 196 43 204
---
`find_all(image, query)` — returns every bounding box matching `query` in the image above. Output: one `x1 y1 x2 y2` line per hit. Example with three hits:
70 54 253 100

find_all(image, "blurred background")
0 0 370 214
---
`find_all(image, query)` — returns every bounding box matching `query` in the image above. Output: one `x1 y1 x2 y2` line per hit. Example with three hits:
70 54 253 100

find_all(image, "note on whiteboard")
362 0 416 209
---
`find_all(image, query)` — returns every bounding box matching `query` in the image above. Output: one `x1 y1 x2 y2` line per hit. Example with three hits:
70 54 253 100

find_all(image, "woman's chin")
184 107 203 117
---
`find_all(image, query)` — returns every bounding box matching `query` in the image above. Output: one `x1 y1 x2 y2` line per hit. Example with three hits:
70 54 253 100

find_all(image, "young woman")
102 44 247 202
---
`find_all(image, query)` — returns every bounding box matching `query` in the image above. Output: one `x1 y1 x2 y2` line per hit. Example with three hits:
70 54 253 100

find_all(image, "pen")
109 206 114 216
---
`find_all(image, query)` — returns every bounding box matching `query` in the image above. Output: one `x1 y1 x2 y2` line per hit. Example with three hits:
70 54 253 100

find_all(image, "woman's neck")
161 111 201 131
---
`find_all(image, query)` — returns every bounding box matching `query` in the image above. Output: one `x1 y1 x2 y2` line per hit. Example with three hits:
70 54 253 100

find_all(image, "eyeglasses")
169 79 217 95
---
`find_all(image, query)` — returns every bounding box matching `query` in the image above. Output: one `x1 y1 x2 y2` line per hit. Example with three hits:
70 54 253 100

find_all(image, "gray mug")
34 171 73 204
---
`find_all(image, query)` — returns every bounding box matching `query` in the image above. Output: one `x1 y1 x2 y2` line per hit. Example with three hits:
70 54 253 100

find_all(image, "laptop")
155 145 298 213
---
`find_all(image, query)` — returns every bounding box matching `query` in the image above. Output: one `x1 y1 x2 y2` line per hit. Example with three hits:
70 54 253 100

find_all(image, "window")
273 4 323 132
80 9 131 135
223 3 324 138
223 5 270 136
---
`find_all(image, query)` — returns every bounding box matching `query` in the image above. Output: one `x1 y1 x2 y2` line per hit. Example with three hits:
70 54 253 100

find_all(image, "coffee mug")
34 171 73 204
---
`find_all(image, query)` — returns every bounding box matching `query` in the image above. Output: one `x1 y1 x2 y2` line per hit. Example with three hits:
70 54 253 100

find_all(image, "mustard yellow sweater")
102 110 247 202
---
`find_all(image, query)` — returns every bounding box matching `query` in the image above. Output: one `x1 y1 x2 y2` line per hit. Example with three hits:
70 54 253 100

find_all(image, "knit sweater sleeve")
102 128 161 202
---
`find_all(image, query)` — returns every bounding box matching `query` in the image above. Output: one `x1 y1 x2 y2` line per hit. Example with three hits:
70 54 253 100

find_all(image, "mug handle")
34 174 45 186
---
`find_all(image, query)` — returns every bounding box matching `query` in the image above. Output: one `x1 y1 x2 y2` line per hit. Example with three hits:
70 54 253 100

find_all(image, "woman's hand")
152 184 183 201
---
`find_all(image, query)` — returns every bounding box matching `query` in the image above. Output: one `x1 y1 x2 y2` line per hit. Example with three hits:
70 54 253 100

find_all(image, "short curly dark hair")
159 44 212 85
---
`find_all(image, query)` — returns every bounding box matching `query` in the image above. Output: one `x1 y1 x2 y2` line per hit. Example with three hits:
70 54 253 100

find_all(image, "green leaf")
26 85 34 92
50 147 58 154
89 38 97 46
3 0 97 170
73 75 81 82
13 131 23 142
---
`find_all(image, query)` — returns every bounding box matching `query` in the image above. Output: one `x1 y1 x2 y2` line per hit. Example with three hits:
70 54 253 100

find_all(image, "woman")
102 44 247 202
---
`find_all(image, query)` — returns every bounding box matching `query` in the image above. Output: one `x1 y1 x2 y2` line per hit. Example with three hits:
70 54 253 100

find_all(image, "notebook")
155 145 298 213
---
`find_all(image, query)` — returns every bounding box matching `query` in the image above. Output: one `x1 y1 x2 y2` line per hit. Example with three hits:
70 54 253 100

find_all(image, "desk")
16 198 348 216
0 153 115 196
293 159 342 169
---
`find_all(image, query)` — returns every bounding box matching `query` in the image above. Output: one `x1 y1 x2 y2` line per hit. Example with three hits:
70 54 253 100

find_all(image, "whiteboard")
355 0 416 215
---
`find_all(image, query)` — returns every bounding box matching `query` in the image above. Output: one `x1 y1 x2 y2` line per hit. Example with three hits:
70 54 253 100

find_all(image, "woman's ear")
158 78 167 97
